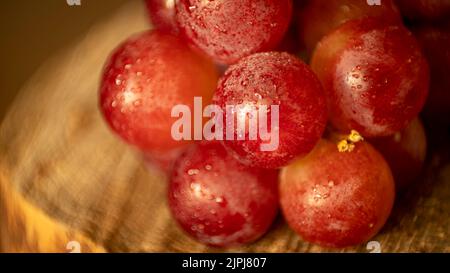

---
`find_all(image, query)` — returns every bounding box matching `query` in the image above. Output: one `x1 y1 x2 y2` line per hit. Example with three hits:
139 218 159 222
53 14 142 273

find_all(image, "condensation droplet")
133 100 142 107
188 169 200 176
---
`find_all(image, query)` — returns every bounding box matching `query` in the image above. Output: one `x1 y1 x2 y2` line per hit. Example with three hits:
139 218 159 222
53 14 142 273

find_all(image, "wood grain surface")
0 0 449 253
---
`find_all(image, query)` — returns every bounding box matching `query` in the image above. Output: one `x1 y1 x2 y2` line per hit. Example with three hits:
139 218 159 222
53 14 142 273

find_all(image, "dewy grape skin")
170 97 280 152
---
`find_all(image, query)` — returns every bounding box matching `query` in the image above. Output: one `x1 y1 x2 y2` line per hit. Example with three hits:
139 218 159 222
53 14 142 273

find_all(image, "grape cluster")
99 0 449 248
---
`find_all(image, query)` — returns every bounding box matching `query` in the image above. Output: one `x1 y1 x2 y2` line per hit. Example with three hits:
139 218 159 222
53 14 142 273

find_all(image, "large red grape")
311 19 429 137
175 0 293 64
213 52 327 169
279 140 395 248
99 30 218 154
169 141 279 247
371 118 427 191
297 0 401 54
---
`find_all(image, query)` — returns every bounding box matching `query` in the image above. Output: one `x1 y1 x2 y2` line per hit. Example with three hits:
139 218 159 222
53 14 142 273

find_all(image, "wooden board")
0 0 449 253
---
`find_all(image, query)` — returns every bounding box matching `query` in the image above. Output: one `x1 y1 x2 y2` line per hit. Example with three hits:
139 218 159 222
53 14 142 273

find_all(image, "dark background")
0 0 129 120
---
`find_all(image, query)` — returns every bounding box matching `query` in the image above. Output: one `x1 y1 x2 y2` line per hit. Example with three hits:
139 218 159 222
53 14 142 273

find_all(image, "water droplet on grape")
133 100 142 107
188 169 200 176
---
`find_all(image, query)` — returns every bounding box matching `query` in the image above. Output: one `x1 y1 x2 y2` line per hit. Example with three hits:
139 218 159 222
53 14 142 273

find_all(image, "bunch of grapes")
99 0 449 248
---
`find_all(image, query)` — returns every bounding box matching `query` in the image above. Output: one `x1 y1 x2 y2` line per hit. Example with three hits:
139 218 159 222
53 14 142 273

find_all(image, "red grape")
296 0 401 54
175 0 293 64
279 140 395 248
145 0 178 33
311 19 429 137
169 141 279 247
371 118 427 191
213 52 327 169
99 30 218 154
395 0 450 21
413 23 450 124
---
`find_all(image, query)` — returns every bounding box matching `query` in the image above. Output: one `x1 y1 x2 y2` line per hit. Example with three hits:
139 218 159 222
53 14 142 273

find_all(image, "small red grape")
311 19 429 137
145 0 178 33
169 141 279 247
280 140 395 248
99 30 218 154
371 118 427 191
175 0 293 64
296 0 401 54
413 23 450 124
143 145 189 173
213 52 327 169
